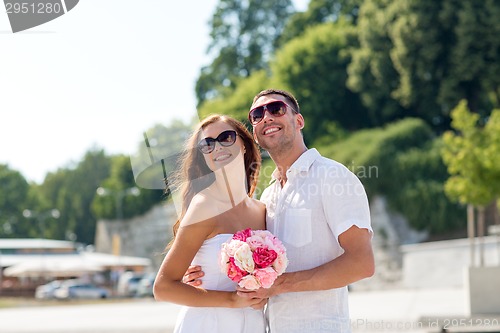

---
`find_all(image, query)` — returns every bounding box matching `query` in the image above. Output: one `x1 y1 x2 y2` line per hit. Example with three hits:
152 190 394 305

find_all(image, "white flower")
233 242 255 273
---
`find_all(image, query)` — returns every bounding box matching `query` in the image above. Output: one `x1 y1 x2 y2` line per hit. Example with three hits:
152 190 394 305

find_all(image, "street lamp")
22 208 60 282
95 186 140 257
22 209 60 240
96 186 140 221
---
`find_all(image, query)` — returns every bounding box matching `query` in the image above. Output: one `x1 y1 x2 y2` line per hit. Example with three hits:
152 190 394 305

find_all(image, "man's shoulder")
311 153 354 177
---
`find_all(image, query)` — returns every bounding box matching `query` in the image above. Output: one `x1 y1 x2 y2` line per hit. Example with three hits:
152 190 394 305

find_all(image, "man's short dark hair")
253 89 300 114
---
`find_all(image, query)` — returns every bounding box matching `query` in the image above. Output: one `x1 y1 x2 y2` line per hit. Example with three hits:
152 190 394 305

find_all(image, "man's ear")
296 113 305 130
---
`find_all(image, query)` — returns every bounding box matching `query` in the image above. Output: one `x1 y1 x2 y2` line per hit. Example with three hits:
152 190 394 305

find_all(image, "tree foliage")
278 0 362 46
33 149 112 244
0 165 29 237
348 0 500 130
195 0 294 105
198 69 272 124
319 118 464 234
441 100 500 207
272 21 368 143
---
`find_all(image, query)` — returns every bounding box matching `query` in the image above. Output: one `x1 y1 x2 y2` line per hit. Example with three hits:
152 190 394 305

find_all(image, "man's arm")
237 225 374 299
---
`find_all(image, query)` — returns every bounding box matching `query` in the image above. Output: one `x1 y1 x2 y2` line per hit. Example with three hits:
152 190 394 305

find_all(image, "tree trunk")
478 206 485 267
468 204 475 267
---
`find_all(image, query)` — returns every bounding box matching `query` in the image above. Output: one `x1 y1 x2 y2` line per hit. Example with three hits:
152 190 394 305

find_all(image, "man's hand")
236 274 285 301
236 286 271 299
182 265 204 287
183 265 268 309
231 292 268 310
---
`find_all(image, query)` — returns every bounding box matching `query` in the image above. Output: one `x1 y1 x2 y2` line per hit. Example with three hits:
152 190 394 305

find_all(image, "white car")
35 280 63 299
54 281 109 299
117 272 144 297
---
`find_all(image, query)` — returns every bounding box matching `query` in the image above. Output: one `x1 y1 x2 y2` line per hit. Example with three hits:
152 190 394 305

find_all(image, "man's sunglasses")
197 130 238 154
248 100 295 125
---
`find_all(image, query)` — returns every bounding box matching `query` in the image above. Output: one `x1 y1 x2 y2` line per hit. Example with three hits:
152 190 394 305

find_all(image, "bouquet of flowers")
219 228 288 290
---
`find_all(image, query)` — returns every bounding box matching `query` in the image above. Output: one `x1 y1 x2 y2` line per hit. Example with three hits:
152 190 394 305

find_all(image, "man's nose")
261 109 275 123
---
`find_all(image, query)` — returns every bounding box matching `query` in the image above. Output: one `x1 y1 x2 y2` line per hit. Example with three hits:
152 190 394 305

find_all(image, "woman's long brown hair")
166 115 261 249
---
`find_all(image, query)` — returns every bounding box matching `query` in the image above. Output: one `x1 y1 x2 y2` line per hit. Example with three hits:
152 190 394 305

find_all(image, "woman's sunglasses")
197 130 238 154
248 100 294 125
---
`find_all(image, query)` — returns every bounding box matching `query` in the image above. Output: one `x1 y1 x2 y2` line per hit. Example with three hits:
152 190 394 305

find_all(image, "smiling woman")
152 114 268 333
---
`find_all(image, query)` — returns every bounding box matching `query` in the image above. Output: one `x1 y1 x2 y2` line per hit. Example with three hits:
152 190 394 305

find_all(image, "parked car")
35 280 64 299
117 271 144 297
54 281 109 300
136 274 155 297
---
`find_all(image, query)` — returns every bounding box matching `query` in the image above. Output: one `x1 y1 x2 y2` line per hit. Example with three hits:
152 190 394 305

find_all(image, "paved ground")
1 288 499 333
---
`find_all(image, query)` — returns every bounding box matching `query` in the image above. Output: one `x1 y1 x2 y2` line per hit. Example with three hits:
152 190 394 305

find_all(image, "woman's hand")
231 291 268 310
182 265 204 287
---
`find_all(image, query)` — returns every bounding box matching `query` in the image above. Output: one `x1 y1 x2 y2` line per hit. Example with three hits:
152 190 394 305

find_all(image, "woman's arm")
153 209 264 308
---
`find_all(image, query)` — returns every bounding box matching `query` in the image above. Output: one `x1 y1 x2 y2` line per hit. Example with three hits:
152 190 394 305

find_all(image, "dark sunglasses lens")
250 107 265 124
198 139 215 154
267 101 286 116
218 130 237 146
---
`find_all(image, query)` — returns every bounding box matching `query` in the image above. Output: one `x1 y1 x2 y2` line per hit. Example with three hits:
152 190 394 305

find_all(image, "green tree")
35 149 112 244
439 0 500 113
347 0 405 126
198 69 271 123
321 118 464 235
390 0 500 125
441 101 500 263
441 101 499 206
92 155 163 221
278 0 362 46
0 164 30 237
272 21 368 142
348 0 500 129
195 0 294 105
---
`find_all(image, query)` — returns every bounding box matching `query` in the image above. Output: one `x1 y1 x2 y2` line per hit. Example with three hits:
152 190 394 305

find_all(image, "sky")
0 0 308 184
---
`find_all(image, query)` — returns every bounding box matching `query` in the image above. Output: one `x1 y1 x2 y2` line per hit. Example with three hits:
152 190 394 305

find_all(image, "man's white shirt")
261 149 372 333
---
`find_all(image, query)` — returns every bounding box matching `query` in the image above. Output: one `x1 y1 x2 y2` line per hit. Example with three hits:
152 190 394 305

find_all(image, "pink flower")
227 257 248 282
272 253 288 275
232 228 252 242
238 275 261 290
253 247 277 269
254 267 278 288
246 235 266 251
264 235 286 254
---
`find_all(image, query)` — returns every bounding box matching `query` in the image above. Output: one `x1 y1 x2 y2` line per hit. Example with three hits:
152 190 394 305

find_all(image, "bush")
317 118 465 235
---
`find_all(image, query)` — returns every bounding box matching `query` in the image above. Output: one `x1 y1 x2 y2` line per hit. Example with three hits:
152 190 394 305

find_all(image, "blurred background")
1 0 500 332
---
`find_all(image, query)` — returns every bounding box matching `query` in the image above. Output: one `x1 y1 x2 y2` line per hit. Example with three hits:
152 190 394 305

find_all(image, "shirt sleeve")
321 164 372 242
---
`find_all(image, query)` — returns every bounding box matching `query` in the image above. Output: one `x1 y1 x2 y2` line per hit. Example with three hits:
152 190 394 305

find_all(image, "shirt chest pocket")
283 209 312 248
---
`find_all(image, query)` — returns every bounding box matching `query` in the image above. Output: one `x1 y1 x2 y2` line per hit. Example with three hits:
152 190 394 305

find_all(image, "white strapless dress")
173 234 266 333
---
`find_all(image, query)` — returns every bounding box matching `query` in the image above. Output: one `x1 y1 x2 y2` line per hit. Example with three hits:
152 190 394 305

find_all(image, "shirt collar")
269 148 320 183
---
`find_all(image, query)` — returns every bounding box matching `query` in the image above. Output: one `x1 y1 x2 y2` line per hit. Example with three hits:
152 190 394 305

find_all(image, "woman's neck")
209 153 248 207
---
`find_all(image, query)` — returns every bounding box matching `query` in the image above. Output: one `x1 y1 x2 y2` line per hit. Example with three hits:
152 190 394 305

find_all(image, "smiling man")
238 88 375 333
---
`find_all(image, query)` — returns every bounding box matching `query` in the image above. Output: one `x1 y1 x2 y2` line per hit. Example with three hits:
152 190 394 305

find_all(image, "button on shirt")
260 149 372 333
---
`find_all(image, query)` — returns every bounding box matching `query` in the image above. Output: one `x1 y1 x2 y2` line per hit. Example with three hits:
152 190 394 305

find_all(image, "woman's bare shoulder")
180 193 219 227
251 197 266 210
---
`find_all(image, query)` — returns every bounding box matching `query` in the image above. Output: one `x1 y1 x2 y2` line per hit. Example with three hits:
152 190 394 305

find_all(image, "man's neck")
270 144 308 185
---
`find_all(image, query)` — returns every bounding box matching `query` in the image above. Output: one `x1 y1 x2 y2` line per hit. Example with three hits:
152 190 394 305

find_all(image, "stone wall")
95 203 178 271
